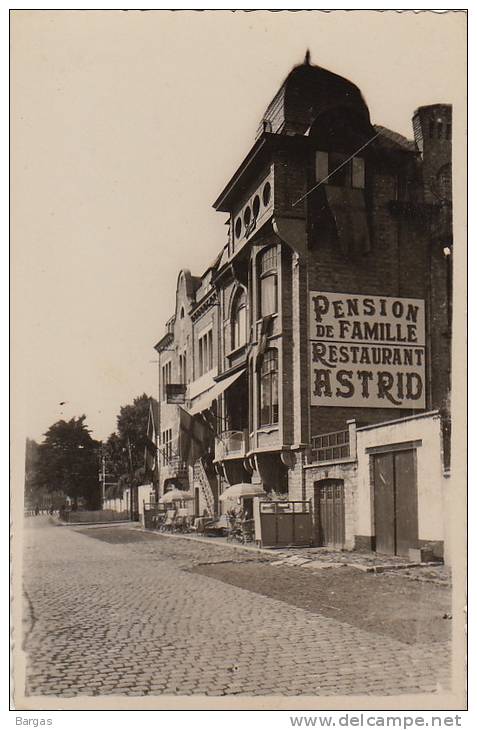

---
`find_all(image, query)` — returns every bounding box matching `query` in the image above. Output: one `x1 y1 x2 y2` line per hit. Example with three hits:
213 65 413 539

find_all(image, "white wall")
356 411 445 546
138 484 154 516
103 496 128 513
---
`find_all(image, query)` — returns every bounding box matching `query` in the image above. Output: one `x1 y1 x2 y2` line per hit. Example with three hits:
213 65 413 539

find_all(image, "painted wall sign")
166 384 187 404
309 292 426 409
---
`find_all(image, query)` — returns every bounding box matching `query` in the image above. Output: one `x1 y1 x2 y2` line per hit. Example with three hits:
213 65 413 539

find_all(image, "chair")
162 509 176 531
226 514 242 543
174 508 190 532
241 519 255 544
152 511 166 530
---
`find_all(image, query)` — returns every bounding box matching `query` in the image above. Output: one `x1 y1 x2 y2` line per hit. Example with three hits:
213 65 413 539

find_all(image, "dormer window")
315 151 365 189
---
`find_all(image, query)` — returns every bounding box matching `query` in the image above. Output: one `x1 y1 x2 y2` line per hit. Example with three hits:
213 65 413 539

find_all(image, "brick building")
153 58 452 560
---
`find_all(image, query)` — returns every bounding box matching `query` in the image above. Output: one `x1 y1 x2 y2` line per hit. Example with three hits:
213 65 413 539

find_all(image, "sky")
11 9 466 443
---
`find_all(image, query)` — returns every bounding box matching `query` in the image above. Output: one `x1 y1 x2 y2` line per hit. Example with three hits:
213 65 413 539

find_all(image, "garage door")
373 449 418 557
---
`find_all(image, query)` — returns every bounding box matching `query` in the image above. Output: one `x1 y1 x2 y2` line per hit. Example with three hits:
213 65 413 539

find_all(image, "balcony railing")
307 421 357 465
215 429 248 461
161 456 188 480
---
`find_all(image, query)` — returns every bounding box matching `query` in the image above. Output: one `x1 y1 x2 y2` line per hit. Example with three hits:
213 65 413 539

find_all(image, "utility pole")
101 453 106 506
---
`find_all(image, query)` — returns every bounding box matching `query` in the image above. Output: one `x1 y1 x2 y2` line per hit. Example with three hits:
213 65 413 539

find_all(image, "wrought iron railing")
216 429 248 460
161 456 188 478
309 429 350 463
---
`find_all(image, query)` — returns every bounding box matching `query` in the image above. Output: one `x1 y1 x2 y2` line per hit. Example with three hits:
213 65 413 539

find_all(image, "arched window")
259 349 279 426
231 289 247 350
257 246 278 318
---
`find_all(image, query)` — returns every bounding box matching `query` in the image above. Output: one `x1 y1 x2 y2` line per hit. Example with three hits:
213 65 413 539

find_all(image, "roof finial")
305 49 311 65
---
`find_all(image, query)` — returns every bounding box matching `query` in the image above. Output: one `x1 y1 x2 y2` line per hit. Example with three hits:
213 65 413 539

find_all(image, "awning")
189 368 244 416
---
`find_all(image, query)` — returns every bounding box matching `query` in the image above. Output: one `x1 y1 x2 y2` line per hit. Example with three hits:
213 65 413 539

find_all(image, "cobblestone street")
22 517 451 698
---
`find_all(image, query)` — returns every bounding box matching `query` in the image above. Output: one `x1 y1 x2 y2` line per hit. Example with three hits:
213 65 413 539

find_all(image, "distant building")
153 58 452 560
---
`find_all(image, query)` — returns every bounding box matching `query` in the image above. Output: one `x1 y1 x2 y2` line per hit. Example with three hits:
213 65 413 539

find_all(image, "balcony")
215 430 249 461
307 420 357 465
160 456 188 481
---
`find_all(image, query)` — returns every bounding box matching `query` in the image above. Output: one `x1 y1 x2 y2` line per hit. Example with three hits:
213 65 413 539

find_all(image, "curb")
132 526 444 574
55 519 140 528
133 526 280 557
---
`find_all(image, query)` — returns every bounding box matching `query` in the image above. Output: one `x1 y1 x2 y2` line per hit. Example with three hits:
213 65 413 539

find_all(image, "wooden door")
373 449 418 557
194 487 200 517
394 450 418 556
373 453 395 555
314 480 345 548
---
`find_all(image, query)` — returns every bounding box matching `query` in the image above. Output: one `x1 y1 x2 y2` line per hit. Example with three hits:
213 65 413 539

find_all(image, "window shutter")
315 151 328 183
352 157 365 189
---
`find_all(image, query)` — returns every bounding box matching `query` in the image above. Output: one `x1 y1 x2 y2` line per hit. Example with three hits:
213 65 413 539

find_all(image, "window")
262 182 271 207
259 349 279 426
315 151 365 189
161 428 173 465
198 328 213 377
235 217 242 240
161 360 172 401
328 152 349 186
231 290 247 350
258 246 278 318
179 351 187 384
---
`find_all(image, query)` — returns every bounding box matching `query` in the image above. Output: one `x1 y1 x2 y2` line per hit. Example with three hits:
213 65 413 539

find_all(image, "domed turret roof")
257 58 373 139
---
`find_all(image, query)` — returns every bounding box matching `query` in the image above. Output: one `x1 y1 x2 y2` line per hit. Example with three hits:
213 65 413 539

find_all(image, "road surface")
21 517 451 697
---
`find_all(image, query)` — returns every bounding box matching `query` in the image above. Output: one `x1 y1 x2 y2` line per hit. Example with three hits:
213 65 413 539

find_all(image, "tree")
116 393 152 473
36 416 101 509
24 438 40 509
102 432 129 498
100 394 153 499
102 394 152 496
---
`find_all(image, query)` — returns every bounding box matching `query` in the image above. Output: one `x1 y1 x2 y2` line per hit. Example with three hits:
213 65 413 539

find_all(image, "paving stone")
22 518 451 698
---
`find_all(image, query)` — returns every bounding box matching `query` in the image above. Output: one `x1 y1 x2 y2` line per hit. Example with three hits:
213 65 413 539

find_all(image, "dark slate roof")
257 61 372 138
374 125 417 153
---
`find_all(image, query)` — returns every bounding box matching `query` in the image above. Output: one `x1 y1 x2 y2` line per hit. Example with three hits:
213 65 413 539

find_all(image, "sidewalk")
133 524 447 580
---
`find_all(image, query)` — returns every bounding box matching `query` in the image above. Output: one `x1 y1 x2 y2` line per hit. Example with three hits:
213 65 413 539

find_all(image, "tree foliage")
103 394 153 495
36 416 101 509
116 394 151 471
24 438 40 508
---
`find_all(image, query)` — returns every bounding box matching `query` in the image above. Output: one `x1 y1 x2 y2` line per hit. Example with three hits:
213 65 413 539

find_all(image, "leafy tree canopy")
36 415 101 509
103 394 153 494
24 438 40 507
